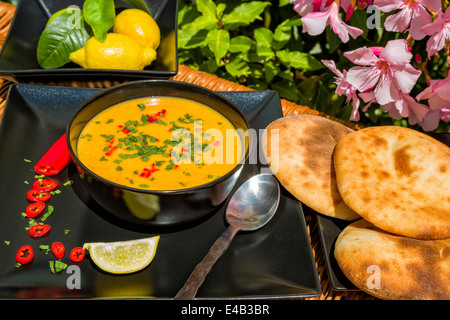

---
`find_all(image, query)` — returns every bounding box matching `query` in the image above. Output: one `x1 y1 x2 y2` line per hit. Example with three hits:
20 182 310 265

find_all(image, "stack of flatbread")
262 115 360 221
263 115 450 300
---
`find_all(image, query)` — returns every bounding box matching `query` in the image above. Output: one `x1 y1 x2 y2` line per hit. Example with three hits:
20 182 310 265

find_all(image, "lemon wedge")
83 236 160 274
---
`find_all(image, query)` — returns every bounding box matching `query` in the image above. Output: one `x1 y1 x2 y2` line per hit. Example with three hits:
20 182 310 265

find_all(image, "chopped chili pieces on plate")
70 247 85 262
16 245 33 264
32 179 58 191
26 189 51 202
25 201 45 218
28 224 51 237
51 242 65 259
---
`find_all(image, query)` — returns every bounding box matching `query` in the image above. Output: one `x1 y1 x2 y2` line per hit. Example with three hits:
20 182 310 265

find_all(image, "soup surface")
77 96 245 190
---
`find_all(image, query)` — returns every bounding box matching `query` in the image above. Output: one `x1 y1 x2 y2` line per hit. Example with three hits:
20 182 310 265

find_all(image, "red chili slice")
32 179 58 191
34 134 72 176
26 189 51 202
52 242 65 259
70 247 85 262
25 201 45 218
28 224 51 238
16 245 33 264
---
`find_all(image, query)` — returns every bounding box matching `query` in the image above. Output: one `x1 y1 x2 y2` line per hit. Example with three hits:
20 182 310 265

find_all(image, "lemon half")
83 236 160 274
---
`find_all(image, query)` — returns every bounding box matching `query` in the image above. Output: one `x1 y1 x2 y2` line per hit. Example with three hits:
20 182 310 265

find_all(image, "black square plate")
316 133 450 291
0 0 178 82
0 83 321 299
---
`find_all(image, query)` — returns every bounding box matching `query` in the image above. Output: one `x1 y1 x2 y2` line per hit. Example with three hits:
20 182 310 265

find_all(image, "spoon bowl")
225 174 280 230
173 173 280 300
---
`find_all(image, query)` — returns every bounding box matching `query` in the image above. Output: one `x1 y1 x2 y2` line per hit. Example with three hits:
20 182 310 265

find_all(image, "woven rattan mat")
0 2 374 300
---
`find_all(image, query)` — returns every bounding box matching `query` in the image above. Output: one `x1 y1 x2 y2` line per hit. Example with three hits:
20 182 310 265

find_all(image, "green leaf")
206 29 230 65
83 0 115 42
196 0 217 19
178 28 208 49
254 28 275 60
271 79 302 103
313 80 332 114
178 1 198 28
326 27 341 53
225 56 251 78
254 27 273 48
273 23 291 51
277 50 324 71
222 1 271 30
184 15 218 31
121 0 152 15
37 9 90 69
264 60 279 83
229 36 254 54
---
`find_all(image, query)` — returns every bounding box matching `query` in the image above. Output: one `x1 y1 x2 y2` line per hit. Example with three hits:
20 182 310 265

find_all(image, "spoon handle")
173 225 240 300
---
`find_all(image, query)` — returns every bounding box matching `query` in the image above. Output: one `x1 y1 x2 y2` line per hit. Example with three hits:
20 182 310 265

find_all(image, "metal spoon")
173 173 280 300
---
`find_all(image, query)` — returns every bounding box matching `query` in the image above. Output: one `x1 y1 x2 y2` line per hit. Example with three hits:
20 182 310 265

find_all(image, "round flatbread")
334 219 450 300
262 115 360 220
334 126 450 240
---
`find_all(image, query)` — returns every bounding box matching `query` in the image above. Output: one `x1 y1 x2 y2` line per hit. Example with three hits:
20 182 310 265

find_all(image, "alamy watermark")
168 121 279 175
367 5 382 30
366 265 381 289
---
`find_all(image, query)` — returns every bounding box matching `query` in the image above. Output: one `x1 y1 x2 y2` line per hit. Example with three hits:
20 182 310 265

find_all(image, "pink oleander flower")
345 0 373 20
298 1 364 43
290 0 322 16
374 0 441 40
415 76 450 130
359 89 435 131
416 76 450 110
344 39 421 106
322 60 361 120
421 7 450 57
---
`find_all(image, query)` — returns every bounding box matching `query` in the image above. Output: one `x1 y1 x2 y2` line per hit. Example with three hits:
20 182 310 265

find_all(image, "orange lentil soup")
77 96 245 190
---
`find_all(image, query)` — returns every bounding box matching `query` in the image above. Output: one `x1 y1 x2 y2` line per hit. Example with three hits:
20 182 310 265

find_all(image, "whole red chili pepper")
16 245 33 264
26 189 51 202
28 224 51 237
25 201 45 218
34 134 72 176
32 179 58 191
70 247 85 262
52 242 65 259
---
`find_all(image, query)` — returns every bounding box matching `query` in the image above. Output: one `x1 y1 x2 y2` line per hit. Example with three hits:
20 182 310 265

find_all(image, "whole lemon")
69 33 156 70
113 9 160 50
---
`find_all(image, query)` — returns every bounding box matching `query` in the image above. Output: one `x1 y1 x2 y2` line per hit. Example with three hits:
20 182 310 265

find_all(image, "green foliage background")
177 0 450 133
1 0 448 132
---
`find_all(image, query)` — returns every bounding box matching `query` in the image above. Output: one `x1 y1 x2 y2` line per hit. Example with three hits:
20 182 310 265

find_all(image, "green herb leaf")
83 0 115 42
196 0 217 19
122 0 152 15
37 8 90 69
277 50 324 71
206 29 230 65
221 2 271 30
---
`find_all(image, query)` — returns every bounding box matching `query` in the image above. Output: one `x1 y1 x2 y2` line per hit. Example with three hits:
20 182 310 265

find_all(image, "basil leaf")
121 0 152 15
83 0 115 42
206 29 230 65
36 9 90 69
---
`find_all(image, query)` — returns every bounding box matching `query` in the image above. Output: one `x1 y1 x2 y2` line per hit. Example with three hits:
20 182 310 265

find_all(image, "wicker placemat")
0 1 374 300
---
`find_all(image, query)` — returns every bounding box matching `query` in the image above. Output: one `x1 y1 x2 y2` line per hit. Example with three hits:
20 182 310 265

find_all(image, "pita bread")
334 126 450 240
334 219 450 300
262 115 360 220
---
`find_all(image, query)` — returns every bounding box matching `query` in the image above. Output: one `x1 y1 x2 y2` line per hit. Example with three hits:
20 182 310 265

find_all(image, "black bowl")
67 80 251 228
